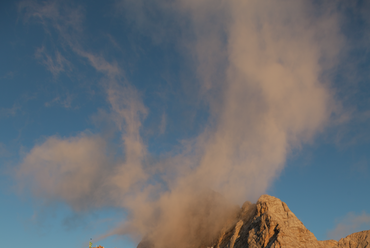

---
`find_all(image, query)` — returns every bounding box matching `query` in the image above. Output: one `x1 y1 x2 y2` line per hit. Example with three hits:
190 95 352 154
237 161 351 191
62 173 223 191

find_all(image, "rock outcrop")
207 195 370 248
137 194 370 248
336 231 370 248
208 195 328 248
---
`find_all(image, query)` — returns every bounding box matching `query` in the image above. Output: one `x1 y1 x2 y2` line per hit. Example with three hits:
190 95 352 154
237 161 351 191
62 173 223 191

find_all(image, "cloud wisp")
16 0 346 247
327 212 370 240
35 46 71 77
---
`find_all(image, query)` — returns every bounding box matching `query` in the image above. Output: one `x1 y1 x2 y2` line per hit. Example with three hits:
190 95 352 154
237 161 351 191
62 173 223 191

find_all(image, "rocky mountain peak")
213 194 322 248
137 194 370 248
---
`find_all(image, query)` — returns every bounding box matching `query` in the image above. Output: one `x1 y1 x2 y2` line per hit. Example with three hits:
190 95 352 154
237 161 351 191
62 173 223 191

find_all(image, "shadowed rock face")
137 195 370 248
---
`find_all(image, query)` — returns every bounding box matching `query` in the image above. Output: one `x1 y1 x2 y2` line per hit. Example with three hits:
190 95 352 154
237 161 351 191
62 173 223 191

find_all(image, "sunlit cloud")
16 135 112 211
327 211 370 240
16 0 348 247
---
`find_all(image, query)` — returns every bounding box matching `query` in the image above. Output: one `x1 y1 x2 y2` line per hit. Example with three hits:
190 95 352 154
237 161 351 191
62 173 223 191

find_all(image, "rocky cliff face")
137 195 370 248
336 231 370 248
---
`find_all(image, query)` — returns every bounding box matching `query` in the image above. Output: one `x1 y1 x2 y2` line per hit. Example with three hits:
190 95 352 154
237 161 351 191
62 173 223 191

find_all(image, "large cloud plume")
16 0 345 247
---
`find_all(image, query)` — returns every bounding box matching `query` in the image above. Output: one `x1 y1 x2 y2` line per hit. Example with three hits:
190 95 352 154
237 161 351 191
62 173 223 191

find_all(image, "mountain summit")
137 195 370 248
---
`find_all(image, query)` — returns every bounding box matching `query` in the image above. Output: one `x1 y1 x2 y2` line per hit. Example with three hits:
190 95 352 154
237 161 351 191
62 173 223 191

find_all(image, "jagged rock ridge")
206 195 370 248
137 195 370 248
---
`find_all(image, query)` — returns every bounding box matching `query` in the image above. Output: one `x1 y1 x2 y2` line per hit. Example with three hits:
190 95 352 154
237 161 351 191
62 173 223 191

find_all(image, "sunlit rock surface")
137 194 370 248
336 231 370 248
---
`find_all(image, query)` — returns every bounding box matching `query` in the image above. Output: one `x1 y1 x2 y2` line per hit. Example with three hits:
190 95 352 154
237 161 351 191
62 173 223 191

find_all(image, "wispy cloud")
0 143 11 158
159 112 166 135
16 1 349 247
0 103 21 118
35 46 71 77
79 51 121 78
1 71 15 79
327 212 370 240
19 0 84 41
44 94 74 108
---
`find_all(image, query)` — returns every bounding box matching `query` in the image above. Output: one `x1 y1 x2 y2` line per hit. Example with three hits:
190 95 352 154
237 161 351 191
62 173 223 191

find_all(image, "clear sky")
1 0 370 248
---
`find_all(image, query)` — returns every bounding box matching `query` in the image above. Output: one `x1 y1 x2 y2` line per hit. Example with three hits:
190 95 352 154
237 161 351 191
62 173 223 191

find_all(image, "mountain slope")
137 194 370 248
208 195 369 248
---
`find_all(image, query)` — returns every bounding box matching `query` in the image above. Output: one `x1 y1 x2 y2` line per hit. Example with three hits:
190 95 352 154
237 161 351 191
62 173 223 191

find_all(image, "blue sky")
1 0 370 247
